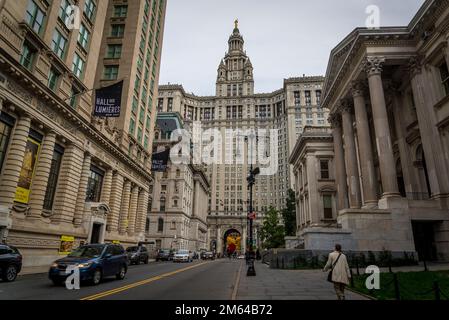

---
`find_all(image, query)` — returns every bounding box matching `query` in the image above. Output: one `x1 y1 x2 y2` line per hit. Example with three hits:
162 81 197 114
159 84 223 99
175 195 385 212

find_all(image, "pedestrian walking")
323 244 351 300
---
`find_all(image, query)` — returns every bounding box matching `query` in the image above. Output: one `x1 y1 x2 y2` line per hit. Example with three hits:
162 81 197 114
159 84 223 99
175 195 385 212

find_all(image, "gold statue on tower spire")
234 19 239 29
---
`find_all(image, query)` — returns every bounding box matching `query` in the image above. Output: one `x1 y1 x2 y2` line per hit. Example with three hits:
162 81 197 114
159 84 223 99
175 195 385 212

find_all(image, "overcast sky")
159 0 425 96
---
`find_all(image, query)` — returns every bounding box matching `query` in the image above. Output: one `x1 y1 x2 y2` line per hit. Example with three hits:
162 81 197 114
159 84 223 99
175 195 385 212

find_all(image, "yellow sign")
14 137 40 204
59 235 75 255
112 240 120 244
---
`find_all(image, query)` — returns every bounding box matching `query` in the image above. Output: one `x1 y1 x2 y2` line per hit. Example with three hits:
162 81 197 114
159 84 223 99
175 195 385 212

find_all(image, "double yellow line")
80 262 210 300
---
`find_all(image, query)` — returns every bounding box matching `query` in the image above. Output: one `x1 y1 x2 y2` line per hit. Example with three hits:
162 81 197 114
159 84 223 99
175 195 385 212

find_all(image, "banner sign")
93 80 124 117
59 235 75 255
14 137 40 204
248 212 257 220
151 149 170 172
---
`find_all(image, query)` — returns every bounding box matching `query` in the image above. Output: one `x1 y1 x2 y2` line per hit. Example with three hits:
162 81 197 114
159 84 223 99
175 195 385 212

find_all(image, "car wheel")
3 265 18 282
116 265 126 280
92 269 102 285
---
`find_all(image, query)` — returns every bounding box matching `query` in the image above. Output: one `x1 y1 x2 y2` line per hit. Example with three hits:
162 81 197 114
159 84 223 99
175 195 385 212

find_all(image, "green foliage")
260 207 285 249
281 189 297 237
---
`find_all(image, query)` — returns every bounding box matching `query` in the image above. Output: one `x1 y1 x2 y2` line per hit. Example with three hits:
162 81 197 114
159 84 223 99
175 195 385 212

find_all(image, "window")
305 91 312 105
157 218 164 232
48 68 60 91
0 114 14 172
323 195 333 219
70 86 80 108
160 198 166 212
167 98 173 112
316 90 322 105
111 24 125 37
145 218 150 232
51 30 67 59
59 0 71 23
439 61 449 96
320 160 330 179
86 166 104 202
25 0 45 34
129 117 136 135
20 41 35 70
107 44 122 59
114 5 128 17
78 24 90 49
84 0 96 21
72 53 85 78
43 145 64 210
103 65 119 80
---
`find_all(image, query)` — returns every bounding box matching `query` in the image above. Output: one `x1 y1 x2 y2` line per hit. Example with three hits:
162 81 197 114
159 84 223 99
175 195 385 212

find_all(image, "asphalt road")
0 259 243 300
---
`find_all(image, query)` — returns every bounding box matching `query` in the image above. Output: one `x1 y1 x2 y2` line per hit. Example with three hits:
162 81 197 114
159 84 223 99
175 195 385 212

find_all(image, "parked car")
126 246 149 265
173 250 194 263
201 251 215 260
49 244 128 286
0 244 22 282
156 249 174 261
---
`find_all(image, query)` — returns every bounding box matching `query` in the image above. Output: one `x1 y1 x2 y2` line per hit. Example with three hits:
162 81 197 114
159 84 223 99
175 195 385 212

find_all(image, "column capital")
339 99 353 115
328 113 342 129
351 80 366 98
408 56 423 77
364 56 385 77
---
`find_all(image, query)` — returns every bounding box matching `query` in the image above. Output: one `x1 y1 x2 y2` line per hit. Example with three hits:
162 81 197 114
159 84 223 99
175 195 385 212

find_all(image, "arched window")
157 217 164 232
145 217 150 233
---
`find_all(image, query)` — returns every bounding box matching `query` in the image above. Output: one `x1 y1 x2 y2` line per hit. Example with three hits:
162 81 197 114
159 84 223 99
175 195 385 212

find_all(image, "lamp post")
245 133 259 277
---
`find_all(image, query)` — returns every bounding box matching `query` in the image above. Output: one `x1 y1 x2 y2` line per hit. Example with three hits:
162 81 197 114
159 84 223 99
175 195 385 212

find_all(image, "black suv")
126 246 149 265
0 244 22 282
156 249 174 261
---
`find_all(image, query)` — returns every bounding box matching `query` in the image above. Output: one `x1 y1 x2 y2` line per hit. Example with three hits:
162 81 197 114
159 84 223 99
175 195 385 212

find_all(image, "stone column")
28 130 57 219
329 114 349 211
341 104 362 208
107 171 123 232
352 81 378 207
0 113 31 212
73 152 91 227
127 185 139 236
100 169 113 204
0 98 4 113
217 225 222 255
52 144 84 224
365 57 400 198
118 180 131 234
136 188 149 234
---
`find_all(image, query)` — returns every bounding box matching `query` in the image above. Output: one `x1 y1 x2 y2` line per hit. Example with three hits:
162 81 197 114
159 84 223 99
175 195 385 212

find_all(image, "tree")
281 189 297 237
259 207 285 249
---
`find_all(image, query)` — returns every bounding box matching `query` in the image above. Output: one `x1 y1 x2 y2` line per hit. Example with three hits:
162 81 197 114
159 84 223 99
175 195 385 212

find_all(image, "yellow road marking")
80 262 211 300
231 261 243 300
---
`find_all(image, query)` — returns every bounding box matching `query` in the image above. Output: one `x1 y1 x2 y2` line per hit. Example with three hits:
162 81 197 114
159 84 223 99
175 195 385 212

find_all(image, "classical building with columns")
304 0 449 260
0 0 166 271
157 22 328 255
147 112 210 252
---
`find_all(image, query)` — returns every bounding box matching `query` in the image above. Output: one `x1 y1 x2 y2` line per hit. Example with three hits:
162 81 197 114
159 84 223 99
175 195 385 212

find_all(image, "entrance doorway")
91 223 102 244
412 221 437 261
223 229 241 256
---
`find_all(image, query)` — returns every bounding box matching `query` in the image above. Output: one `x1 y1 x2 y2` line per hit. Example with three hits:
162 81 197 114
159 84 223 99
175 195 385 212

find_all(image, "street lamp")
245 133 259 277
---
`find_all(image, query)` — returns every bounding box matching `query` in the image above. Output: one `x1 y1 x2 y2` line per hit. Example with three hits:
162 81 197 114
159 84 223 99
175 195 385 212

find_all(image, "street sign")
248 212 256 220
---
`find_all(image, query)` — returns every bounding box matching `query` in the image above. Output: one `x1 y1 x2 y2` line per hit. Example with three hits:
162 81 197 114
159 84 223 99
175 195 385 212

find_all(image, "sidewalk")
236 262 368 300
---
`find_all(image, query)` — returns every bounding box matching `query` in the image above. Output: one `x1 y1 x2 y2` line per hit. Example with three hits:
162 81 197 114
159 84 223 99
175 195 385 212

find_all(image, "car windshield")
126 247 139 253
160 250 169 254
68 246 103 258
177 250 189 254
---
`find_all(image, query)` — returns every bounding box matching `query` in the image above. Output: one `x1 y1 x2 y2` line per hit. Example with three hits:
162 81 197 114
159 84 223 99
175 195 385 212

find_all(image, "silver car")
173 250 194 263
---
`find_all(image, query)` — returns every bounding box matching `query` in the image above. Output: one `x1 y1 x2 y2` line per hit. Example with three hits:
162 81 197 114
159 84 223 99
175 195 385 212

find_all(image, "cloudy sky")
159 0 425 96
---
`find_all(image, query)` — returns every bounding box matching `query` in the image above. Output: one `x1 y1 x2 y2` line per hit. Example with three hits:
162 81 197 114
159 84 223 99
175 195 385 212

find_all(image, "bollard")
356 259 360 276
434 281 441 301
393 273 401 300
423 258 428 272
388 259 393 273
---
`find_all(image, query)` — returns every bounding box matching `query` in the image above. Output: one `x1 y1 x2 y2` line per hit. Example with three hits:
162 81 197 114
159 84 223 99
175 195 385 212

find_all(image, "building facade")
157 22 328 254
303 0 449 260
0 0 166 271
147 112 210 252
